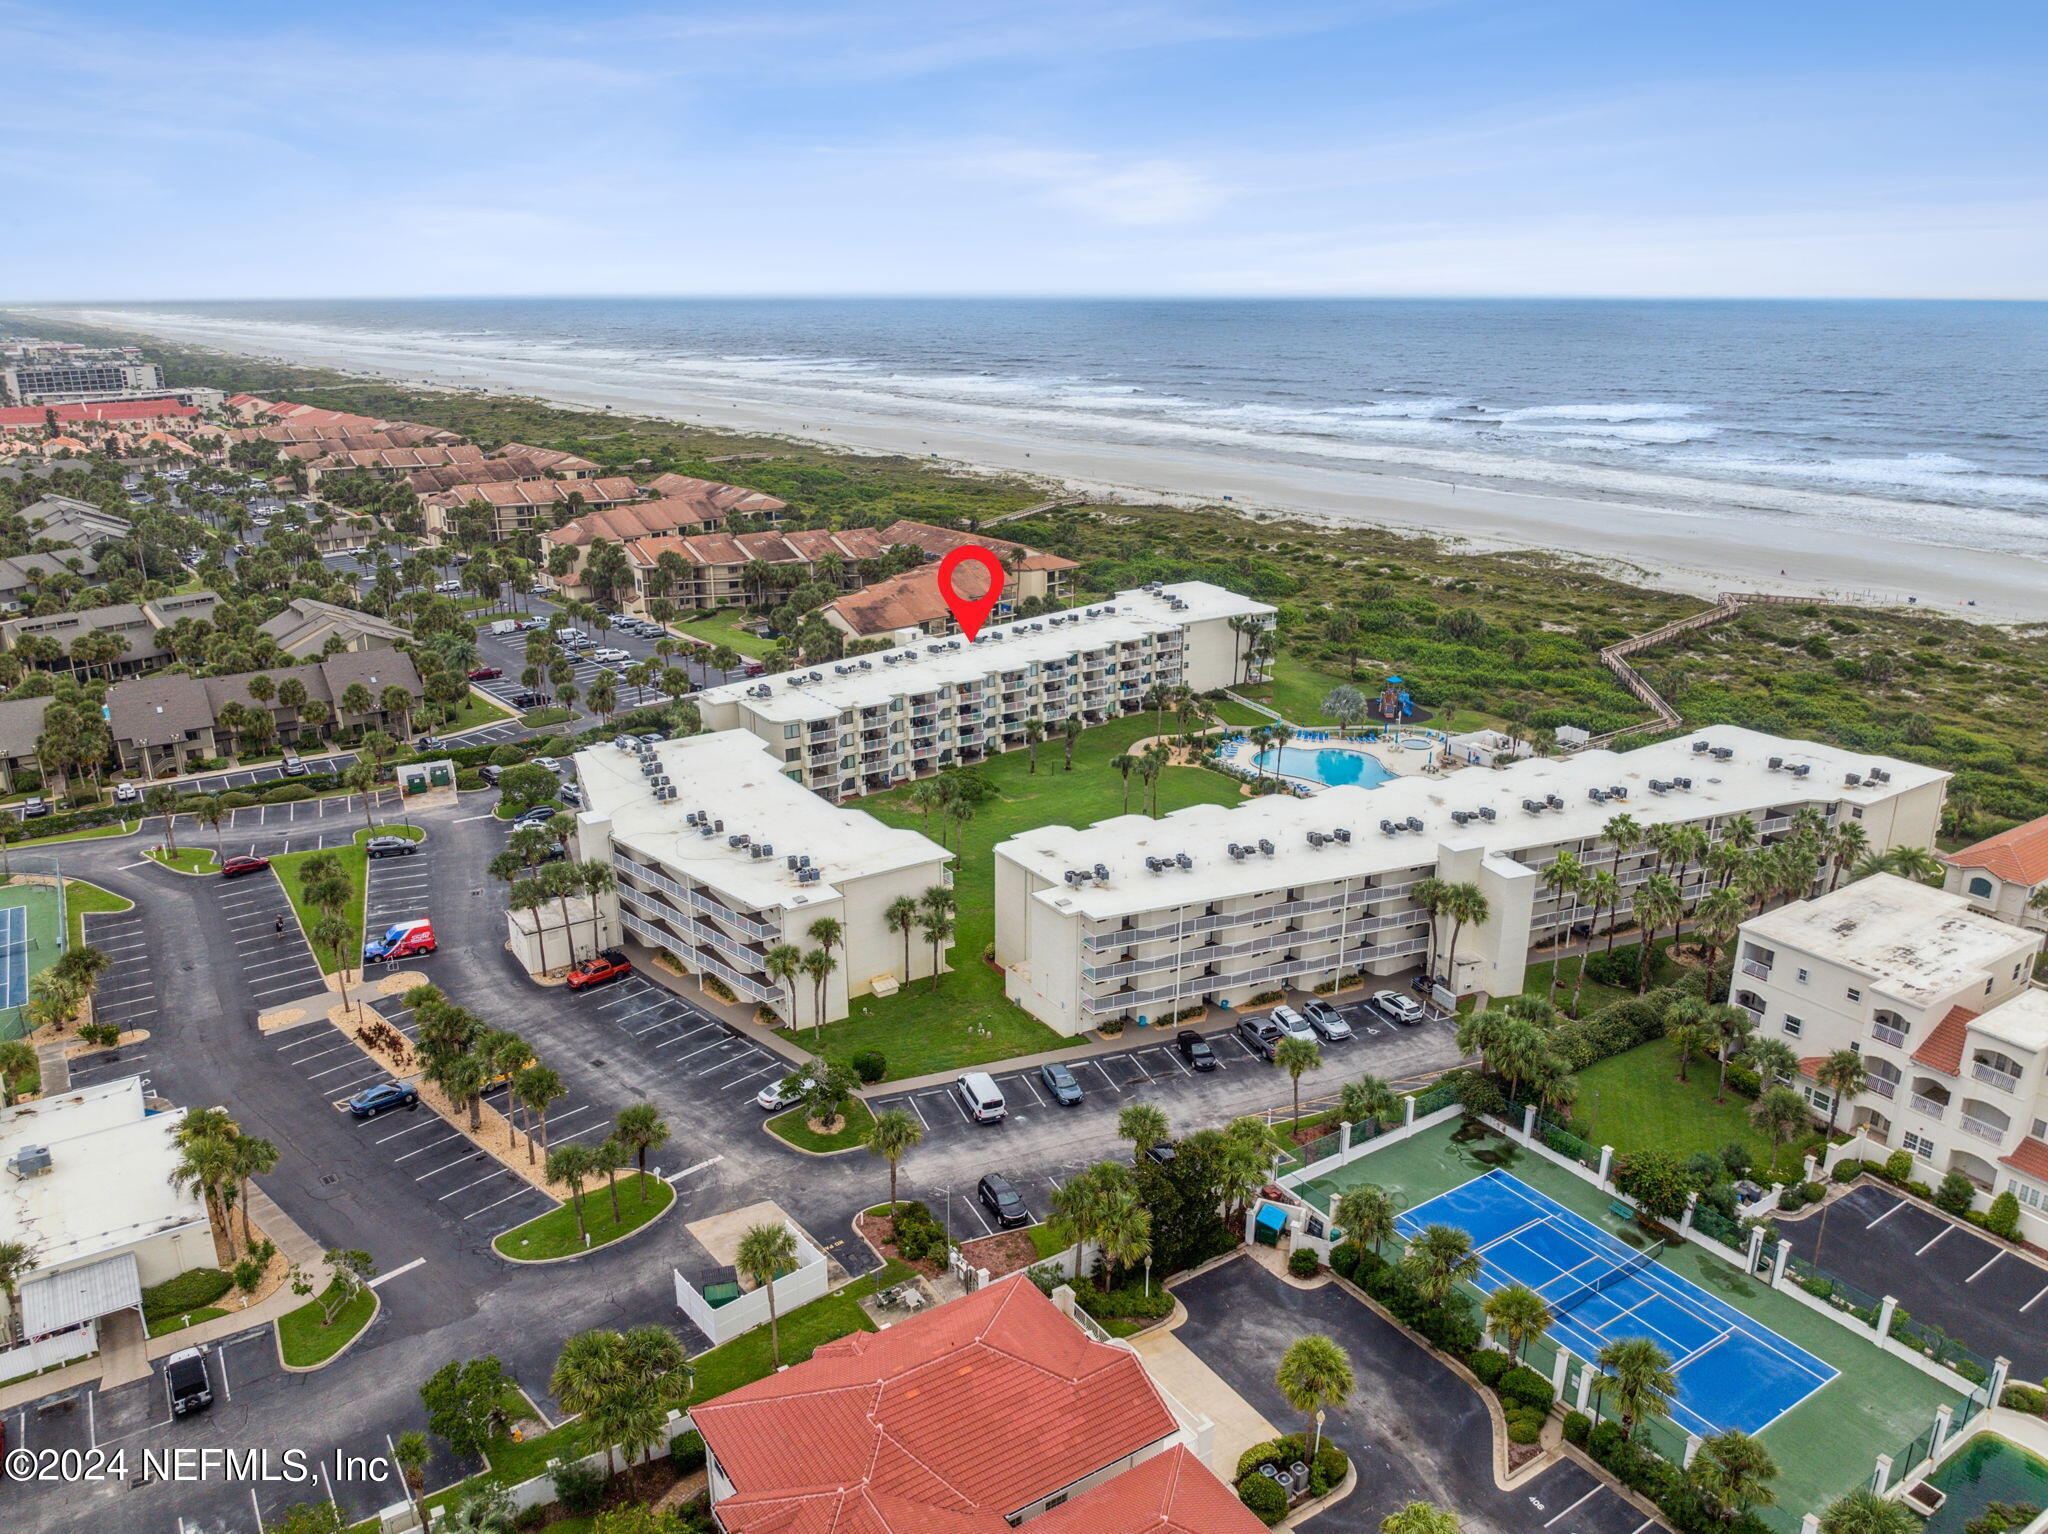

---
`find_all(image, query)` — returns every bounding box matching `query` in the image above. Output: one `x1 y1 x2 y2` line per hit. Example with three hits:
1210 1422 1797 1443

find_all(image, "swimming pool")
1254 744 1397 789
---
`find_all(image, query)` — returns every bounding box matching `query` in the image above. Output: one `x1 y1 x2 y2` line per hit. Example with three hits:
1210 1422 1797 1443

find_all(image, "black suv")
1235 1015 1282 1061
977 1174 1030 1229
1175 1030 1218 1071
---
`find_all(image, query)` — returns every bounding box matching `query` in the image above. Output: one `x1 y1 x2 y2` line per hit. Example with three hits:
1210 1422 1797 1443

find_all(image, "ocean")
62 296 2048 545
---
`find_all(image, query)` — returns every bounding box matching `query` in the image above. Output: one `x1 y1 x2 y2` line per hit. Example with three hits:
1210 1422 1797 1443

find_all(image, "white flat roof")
1743 873 2033 1008
0 1076 208 1274
576 730 950 912
697 581 1273 725
1973 987 2048 1055
1000 726 1948 921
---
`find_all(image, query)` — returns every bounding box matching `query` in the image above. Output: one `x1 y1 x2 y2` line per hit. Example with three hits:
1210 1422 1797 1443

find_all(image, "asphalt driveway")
1172 1258 1657 1534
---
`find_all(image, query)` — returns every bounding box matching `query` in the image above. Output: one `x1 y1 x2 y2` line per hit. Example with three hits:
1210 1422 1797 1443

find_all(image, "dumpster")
403 771 428 795
1254 1204 1288 1247
429 765 451 787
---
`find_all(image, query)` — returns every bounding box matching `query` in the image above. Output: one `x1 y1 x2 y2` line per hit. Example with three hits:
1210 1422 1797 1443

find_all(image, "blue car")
1039 1062 1084 1106
347 1082 418 1119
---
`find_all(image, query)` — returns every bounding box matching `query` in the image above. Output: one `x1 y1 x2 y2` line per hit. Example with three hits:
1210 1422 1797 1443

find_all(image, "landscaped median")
273 823 427 974
277 1279 378 1369
145 845 217 874
493 1171 675 1261
767 1098 875 1154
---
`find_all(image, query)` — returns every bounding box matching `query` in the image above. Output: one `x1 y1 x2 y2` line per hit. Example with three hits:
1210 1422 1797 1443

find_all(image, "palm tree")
1117 1102 1170 1163
592 1137 628 1225
1060 715 1083 770
1570 870 1620 1016
1275 1034 1324 1128
919 910 953 992
1024 718 1045 773
764 943 803 1025
1411 876 1451 977
1540 852 1585 1000
192 797 232 864
1136 747 1165 816
1482 1283 1551 1362
1092 1184 1152 1289
866 1108 923 1215
0 1239 39 1342
1667 1019 1711 1082
1338 1074 1398 1136
514 1064 563 1164
545 1142 600 1244
1691 885 1748 969
1332 1185 1402 1258
736 1222 799 1367
1689 1429 1779 1524
614 1103 670 1199
1049 1167 1108 1279
1401 1223 1480 1304
1814 1048 1866 1136
1750 1086 1812 1175
801 947 838 1032
1435 882 1491 990
1744 1036 1799 1087
1109 752 1139 814
884 896 919 983
167 1130 240 1262
1632 873 1683 993
0 1040 36 1107
144 784 180 855
1381 1504 1463 1534
393 1430 429 1522
1602 811 1643 901
229 1134 280 1251
1275 1334 1354 1459
1817 1487 1918 1534
1595 1336 1676 1437
577 861 616 959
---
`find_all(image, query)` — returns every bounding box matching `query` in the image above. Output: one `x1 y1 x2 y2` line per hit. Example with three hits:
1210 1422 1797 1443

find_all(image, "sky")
3 0 2044 300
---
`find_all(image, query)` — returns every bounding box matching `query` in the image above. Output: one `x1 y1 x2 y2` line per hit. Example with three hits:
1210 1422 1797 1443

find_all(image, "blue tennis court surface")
1398 1169 1836 1437
0 903 25 1010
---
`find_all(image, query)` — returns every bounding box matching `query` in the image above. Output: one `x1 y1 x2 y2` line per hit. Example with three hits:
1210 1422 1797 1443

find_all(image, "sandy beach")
56 307 2048 623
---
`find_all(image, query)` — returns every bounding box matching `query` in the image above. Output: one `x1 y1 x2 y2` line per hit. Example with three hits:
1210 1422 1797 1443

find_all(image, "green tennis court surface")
0 878 65 1040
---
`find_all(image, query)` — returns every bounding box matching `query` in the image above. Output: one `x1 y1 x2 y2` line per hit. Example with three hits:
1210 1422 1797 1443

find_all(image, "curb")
491 1177 677 1265
275 1288 381 1374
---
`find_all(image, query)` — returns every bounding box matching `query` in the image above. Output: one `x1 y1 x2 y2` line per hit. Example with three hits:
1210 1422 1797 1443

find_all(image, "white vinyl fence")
673 1222 827 1346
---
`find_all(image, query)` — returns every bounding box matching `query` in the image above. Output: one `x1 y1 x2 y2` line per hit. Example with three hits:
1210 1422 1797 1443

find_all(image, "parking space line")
394 1133 465 1163
1086 1059 1124 1094
416 1150 487 1181
1966 1249 2006 1283
1868 1198 1909 1229
439 1168 512 1200
1915 1225 1954 1256
671 1039 730 1065
2021 1281 2048 1314
308 1059 374 1081
723 1064 781 1090
1015 1074 1046 1108
374 1117 447 1144
465 1187 546 1220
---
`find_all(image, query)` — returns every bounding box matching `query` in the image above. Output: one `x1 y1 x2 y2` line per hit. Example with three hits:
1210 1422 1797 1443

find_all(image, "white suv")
1270 1005 1317 1042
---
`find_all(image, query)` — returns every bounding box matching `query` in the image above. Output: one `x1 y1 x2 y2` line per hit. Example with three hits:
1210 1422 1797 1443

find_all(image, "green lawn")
14 819 139 847
277 1283 376 1367
492 1173 674 1260
1518 936 1680 1017
1232 654 1498 736
682 1269 901 1409
768 1099 875 1153
1028 1223 1070 1260
65 880 134 949
148 1307 227 1338
1573 1034 1824 1181
822 714 1243 1079
147 846 217 874
521 707 573 727
676 609 773 658
273 825 424 974
449 689 516 731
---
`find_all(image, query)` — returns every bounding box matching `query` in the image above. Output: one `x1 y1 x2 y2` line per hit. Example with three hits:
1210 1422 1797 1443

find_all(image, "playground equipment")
1371 674 1416 724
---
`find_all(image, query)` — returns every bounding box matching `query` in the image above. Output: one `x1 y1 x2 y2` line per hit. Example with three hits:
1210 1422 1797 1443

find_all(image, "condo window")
1847 988 1861 1003
1795 968 1809 984
2015 1179 2048 1214
1968 876 1994 898
1902 1131 1936 1161
1782 1015 1803 1037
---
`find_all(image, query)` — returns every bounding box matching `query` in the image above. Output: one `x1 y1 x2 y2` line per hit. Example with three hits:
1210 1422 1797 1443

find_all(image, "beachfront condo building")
694 581 1277 802
993 726 1946 1036
4 356 164 406
1732 874 2048 1242
570 729 953 1025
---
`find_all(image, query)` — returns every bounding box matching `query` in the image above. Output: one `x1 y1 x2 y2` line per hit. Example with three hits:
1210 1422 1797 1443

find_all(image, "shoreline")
37 306 2048 623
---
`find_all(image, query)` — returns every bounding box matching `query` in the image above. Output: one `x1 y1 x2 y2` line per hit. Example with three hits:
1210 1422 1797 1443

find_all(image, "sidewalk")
0 1184 334 1412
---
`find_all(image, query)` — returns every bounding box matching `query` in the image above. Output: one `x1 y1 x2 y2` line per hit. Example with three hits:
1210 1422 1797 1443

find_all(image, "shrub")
1470 1349 1512 1387
1999 1383 2047 1415
1456 1074 1506 1116
1506 1406 1545 1445
1884 1149 1915 1183
669 1429 706 1473
550 1460 605 1515
1328 1242 1362 1281
1248 989 1285 1006
262 784 314 803
889 1202 949 1264
1288 1248 1322 1279
1986 1191 2022 1240
1833 1158 1866 1183
1777 1185 1808 1214
1236 1472 1288 1525
142 1267 233 1323
1498 1365 1554 1414
1311 1445 1348 1495
455 769 484 791
1587 1420 1629 1465
217 791 258 808
1935 1172 1977 1214
1723 1063 1762 1099
1562 1411 1591 1447
1074 1279 1173 1322
1583 946 1644 989
1908 1180 1934 1200
1800 1180 1825 1202
850 1051 887 1084
1236 1434 1308 1481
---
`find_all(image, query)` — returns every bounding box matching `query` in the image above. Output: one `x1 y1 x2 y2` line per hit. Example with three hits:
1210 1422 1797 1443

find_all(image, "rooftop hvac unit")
1094 863 1109 883
1257 838 1275 856
1228 843 1248 860
1648 779 1670 793
1333 827 1351 842
834 664 849 675
1522 798 1546 814
1711 747 1735 761
787 854 802 870
1146 856 1167 873
758 843 773 857
1791 763 1811 778
1692 740 1711 753
808 672 823 681
1869 767 1891 783
858 659 872 670
1103 605 1117 614
1672 776 1692 790
1405 817 1423 833
1451 810 1473 825
1608 786 1627 800
1175 852 1193 870
8 1145 51 1178
686 811 702 825
1588 788 1608 803
1064 869 1086 885
1844 772 1863 786
728 834 750 848
1545 794 1564 810
1477 806 1497 820
1767 756 1784 771
1381 819 1400 835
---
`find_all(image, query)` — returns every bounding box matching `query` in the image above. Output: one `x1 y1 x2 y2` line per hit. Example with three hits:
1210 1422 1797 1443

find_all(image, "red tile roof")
1909 1005 1977 1077
424 476 641 511
0 399 198 428
1031 1446 1265 1534
875 520 1078 575
824 565 988 636
694 1275 1178 1534
1999 1136 2048 1183
1946 814 2048 888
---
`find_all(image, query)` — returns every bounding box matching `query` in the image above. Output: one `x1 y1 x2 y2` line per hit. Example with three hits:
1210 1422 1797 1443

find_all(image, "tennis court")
1399 1169 1837 1436
0 877 66 1038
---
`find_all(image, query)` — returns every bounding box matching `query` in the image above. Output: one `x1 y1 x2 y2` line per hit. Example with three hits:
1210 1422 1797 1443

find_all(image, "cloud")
976 150 1228 226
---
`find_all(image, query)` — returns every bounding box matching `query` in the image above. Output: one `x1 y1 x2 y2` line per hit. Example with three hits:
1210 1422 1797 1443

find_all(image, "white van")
489 619 518 636
956 1072 1007 1124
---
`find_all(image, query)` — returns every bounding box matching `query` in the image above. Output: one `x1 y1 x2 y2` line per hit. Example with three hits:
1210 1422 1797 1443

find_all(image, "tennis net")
1550 1240 1664 1316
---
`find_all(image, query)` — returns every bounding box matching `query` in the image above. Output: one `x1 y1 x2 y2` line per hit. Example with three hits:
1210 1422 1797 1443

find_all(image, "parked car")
1145 1141 1177 1166
364 835 419 859
113 782 142 805
165 1348 214 1417
591 647 631 664
467 666 503 680
513 806 558 829
221 855 271 879
364 920 437 963
756 1075 815 1111
1302 998 1353 1041
1270 1005 1316 1042
347 1082 419 1119
434 580 461 593
534 757 563 774
512 690 547 708
280 755 307 777
1373 990 1427 1025
18 798 48 819
977 1173 1031 1229
1235 1015 1282 1061
566 949 632 991
1176 1030 1218 1071
558 784 584 809
1039 1061 1084 1106
478 765 504 787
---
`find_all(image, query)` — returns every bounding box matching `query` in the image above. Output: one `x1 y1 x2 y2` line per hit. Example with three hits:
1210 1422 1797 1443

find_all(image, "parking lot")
64 902 162 1093
583 973 792 1103
1776 1181 2048 1378
364 828 436 942
219 871 331 1021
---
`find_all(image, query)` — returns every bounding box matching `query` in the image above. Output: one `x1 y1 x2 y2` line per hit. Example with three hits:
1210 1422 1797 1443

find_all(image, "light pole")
1311 1407 1326 1460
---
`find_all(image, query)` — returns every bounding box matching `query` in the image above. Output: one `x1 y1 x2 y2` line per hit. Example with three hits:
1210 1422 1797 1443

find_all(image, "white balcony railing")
1910 1093 1948 1120
1741 960 1772 981
1863 1075 1897 1100
1872 1023 1908 1049
1971 1062 2022 1094
1959 1115 2005 1145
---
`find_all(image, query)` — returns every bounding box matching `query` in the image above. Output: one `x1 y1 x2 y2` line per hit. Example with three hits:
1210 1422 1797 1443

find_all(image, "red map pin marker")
936 545 1006 641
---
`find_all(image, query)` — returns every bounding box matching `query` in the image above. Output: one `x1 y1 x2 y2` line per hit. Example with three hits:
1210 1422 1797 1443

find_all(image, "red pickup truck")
566 949 632 991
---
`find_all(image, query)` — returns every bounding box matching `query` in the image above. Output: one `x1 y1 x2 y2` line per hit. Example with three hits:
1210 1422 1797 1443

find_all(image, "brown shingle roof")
644 473 787 518
875 520 1078 575
106 672 213 749
543 496 733 548
824 565 990 636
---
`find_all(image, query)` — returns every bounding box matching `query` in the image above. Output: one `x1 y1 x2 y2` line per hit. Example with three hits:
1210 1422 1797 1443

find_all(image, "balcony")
1872 1022 1908 1048
1971 1061 2022 1094
611 851 778 941
619 912 781 1003
1741 960 1772 981
1909 1093 1947 1120
1863 1075 1897 1100
1959 1115 2005 1145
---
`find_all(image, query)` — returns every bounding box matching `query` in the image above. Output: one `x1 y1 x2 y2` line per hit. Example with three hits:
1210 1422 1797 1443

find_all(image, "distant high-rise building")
4 357 166 406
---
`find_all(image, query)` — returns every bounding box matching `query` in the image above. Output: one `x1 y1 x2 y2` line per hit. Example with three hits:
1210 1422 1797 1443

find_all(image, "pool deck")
1213 730 1457 792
